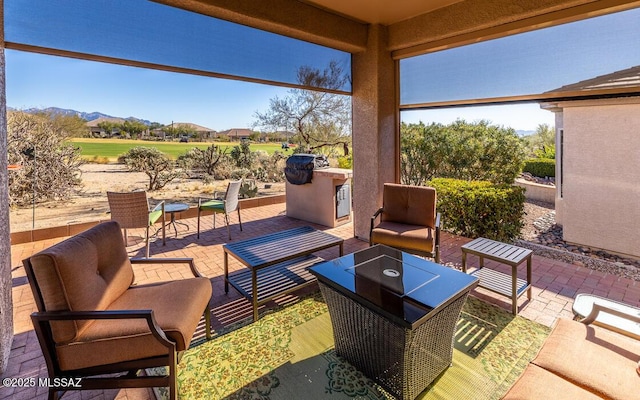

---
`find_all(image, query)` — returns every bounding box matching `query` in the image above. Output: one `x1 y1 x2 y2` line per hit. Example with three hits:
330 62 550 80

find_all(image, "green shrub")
534 145 555 160
119 146 182 191
401 120 526 186
230 168 251 180
253 151 286 182
177 145 228 176
430 178 525 242
523 158 555 178
239 179 259 198
337 154 352 169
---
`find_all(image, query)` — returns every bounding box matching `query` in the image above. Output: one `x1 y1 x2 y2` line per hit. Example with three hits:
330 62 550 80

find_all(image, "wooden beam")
390 0 640 59
152 0 368 53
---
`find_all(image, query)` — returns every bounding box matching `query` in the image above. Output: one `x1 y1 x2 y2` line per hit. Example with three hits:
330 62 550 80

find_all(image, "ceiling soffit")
298 0 464 25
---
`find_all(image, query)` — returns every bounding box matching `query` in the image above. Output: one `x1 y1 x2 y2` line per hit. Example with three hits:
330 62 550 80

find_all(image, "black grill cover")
285 154 329 185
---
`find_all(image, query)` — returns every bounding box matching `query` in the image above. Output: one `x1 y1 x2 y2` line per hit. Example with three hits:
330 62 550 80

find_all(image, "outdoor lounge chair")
107 190 165 258
502 301 640 399
197 179 243 240
370 183 441 262
23 221 212 400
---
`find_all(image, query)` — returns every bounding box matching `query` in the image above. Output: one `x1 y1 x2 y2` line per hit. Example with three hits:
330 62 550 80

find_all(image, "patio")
3 201 639 399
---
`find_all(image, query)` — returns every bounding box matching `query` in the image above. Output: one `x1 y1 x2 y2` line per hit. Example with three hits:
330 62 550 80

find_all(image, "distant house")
85 117 125 138
540 66 640 258
151 122 216 140
217 128 254 141
172 122 217 139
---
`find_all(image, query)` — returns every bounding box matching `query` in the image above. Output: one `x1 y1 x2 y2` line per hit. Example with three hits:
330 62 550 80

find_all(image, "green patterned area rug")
156 294 550 400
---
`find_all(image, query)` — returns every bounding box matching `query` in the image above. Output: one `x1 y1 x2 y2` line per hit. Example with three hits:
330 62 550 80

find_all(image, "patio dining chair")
197 179 243 240
107 191 165 258
370 183 441 262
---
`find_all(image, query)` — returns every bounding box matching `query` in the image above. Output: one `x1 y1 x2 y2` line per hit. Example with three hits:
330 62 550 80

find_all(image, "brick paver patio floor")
3 202 639 399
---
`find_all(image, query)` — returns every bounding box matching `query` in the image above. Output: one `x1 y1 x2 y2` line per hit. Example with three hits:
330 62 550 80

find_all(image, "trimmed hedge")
430 178 525 242
523 158 555 178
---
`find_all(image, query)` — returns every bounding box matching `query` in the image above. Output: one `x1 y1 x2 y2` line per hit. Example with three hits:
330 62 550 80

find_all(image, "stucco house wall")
550 97 640 258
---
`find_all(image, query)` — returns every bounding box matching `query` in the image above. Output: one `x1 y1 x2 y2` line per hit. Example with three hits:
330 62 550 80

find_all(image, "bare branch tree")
253 61 351 155
7 111 83 207
119 147 182 190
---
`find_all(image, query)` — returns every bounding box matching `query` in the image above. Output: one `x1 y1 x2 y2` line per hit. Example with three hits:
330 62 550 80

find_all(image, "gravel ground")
518 200 640 281
521 200 555 241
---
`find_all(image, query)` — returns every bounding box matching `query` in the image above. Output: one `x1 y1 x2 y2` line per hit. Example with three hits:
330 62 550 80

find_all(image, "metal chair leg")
145 226 150 258
197 208 201 238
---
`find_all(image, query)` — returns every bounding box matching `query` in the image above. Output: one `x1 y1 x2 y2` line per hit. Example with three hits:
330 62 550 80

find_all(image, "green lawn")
69 138 290 160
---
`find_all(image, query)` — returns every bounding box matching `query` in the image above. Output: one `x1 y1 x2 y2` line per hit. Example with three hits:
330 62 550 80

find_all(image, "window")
399 7 640 108
4 0 351 93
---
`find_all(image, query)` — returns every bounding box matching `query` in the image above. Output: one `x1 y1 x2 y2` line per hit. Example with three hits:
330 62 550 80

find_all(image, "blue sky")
6 50 555 132
6 50 291 131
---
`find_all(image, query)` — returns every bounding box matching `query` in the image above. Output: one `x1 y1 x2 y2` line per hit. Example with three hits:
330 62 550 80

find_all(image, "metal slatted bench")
461 237 532 314
223 226 344 321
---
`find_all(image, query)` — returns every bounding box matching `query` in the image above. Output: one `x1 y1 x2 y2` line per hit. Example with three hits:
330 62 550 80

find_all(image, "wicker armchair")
107 191 165 258
370 183 441 262
197 179 243 240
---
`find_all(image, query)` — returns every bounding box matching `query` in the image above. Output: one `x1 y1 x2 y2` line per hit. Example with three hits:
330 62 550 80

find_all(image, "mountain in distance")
516 129 535 137
12 106 156 126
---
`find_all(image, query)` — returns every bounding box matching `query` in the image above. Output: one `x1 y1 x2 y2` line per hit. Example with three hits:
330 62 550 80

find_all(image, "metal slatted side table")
223 226 343 321
461 237 532 315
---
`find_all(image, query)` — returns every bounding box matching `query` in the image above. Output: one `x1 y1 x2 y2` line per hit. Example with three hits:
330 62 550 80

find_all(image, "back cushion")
29 221 134 343
382 183 437 228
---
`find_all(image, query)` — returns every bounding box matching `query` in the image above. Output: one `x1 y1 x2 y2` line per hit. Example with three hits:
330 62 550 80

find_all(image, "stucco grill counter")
285 154 352 228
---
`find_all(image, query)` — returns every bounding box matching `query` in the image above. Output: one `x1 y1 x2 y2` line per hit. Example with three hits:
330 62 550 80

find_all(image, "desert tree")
96 120 121 137
7 111 83 206
178 144 229 176
121 120 148 138
253 61 351 155
38 112 88 138
119 147 182 190
525 123 556 158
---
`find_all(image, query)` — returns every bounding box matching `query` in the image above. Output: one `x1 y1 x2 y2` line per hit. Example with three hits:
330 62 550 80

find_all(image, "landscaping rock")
518 202 640 281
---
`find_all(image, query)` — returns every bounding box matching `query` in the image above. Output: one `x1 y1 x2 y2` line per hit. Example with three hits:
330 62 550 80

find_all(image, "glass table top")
309 245 478 327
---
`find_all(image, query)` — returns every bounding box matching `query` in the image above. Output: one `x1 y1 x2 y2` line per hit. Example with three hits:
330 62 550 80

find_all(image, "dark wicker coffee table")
309 245 478 400
223 226 343 321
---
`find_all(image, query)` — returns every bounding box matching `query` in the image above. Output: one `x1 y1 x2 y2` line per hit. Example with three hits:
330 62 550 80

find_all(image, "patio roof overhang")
153 0 640 57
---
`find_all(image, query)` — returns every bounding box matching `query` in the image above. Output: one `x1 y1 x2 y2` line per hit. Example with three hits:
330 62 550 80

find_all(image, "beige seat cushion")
532 318 640 400
381 183 436 228
56 277 212 371
502 363 601 399
371 221 435 253
28 221 134 343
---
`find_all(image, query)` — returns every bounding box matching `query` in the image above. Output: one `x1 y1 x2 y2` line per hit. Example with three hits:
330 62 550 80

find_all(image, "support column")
352 25 398 240
0 0 14 374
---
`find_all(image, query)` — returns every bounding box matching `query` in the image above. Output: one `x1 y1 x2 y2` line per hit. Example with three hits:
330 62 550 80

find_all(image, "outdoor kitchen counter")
312 168 353 179
286 168 353 228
